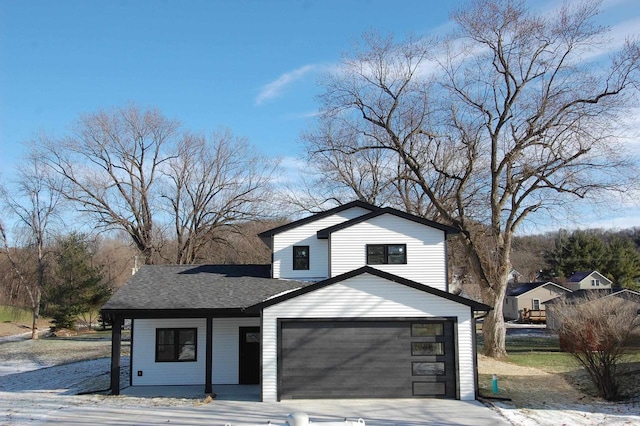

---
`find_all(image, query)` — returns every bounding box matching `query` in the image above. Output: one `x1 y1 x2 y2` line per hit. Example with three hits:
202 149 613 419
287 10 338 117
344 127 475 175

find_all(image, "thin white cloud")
283 110 321 120
256 64 318 105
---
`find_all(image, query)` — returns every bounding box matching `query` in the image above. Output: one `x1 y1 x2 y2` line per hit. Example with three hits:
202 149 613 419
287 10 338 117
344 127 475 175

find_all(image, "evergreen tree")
606 237 640 290
544 230 607 278
47 233 111 330
544 230 640 289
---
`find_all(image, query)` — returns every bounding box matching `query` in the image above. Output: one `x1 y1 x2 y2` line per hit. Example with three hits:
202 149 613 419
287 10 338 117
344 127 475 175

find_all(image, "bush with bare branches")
548 292 640 400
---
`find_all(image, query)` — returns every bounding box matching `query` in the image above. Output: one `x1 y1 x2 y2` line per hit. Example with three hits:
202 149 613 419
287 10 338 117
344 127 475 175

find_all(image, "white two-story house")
102 201 490 401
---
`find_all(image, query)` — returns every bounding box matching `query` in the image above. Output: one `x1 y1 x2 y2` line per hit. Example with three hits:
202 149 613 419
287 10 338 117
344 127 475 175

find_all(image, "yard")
0 321 639 425
477 328 640 425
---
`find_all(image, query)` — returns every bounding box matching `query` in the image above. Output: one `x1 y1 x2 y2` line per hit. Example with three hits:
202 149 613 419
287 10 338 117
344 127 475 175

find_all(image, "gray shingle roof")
507 281 570 297
101 264 311 311
566 271 592 282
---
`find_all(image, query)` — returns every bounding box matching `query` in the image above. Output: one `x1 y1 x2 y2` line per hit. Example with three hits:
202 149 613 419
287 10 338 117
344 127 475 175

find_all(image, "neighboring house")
563 271 612 291
545 288 640 331
507 269 523 285
101 201 490 401
503 281 572 322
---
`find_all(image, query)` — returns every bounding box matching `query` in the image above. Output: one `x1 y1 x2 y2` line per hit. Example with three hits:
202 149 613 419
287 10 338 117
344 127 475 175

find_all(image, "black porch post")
110 315 123 395
205 316 213 394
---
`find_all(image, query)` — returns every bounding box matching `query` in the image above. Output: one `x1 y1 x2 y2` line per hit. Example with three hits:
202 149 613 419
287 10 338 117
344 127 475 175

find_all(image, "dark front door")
239 326 260 384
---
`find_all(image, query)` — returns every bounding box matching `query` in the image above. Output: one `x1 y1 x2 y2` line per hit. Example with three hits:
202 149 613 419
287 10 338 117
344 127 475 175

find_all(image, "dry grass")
0 329 130 367
478 351 640 407
0 319 52 337
477 354 593 407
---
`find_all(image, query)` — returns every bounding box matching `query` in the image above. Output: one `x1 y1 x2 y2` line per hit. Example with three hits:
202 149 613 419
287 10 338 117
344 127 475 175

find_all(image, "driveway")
36 398 510 425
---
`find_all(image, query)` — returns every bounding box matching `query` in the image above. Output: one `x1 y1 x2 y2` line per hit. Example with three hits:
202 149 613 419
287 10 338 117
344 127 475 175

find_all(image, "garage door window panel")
412 323 444 337
412 342 445 356
413 361 446 376
413 382 447 396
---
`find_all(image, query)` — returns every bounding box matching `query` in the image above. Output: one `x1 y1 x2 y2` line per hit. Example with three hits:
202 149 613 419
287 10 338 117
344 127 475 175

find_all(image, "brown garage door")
279 320 456 399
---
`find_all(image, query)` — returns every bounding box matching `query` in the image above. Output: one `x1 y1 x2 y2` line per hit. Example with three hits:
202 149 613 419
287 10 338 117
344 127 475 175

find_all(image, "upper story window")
366 244 407 265
293 246 310 270
591 279 600 286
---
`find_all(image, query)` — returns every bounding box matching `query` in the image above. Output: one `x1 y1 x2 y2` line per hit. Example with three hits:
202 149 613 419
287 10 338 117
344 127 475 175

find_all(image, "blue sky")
1 0 640 233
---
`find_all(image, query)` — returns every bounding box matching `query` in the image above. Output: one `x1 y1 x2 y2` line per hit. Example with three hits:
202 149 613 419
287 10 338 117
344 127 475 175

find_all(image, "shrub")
549 292 640 400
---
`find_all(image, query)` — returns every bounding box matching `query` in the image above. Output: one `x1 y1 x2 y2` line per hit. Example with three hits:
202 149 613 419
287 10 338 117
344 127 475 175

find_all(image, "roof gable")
316 207 459 239
566 270 612 285
246 266 490 312
258 201 380 238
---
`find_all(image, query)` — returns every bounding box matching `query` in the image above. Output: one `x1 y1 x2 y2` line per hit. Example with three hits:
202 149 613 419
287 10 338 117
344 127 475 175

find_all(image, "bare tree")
305 0 640 357
0 155 62 339
160 130 277 264
39 105 180 264
549 292 640 400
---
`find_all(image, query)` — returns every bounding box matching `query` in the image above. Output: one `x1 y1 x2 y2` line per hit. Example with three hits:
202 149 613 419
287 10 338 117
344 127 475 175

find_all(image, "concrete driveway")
38 395 510 425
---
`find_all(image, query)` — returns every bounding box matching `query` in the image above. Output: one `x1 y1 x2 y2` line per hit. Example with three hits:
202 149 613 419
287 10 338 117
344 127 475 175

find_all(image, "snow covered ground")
493 400 640 426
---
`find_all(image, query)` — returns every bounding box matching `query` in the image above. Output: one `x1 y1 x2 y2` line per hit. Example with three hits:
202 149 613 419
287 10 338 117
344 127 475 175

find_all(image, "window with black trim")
293 246 310 270
156 328 197 362
366 244 406 264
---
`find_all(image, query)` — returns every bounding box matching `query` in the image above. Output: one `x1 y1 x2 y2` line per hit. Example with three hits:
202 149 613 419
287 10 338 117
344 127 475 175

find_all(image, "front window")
366 244 407 265
156 328 197 362
532 299 540 310
293 246 309 270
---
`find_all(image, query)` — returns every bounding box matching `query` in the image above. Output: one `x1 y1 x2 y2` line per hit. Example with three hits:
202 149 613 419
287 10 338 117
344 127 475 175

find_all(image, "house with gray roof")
503 281 572 322
564 270 612 291
101 201 491 401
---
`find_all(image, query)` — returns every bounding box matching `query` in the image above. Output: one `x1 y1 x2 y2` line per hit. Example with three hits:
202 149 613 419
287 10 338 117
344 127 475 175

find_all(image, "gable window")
366 244 407 265
532 299 540 310
156 328 197 362
591 279 600 286
293 246 310 270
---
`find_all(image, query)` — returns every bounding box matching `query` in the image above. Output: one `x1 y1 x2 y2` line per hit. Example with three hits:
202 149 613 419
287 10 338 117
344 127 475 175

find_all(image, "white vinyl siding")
212 317 260 384
132 317 259 386
330 214 447 290
261 273 475 402
132 318 206 386
273 206 371 280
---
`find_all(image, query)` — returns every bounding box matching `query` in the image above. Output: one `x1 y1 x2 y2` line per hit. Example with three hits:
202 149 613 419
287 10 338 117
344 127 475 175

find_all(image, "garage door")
279 320 456 399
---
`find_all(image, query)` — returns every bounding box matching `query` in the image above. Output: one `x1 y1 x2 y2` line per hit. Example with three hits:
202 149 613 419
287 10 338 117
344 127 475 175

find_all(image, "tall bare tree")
40 105 180 264
0 154 62 339
304 0 640 357
161 130 277 264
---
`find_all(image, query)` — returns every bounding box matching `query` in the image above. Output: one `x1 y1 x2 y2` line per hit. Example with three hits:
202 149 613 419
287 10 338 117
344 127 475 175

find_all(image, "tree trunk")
481 297 507 358
30 289 42 340
480 263 510 358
